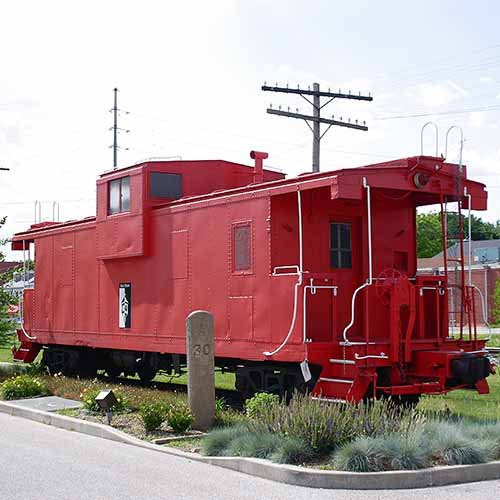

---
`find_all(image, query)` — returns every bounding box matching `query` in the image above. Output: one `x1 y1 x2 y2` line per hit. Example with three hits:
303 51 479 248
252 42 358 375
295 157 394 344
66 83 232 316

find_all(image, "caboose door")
305 216 362 342
329 218 363 341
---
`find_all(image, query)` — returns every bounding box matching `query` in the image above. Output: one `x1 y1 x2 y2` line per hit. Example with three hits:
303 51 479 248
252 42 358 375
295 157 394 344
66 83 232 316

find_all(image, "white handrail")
420 122 439 156
342 177 373 344
445 125 464 162
355 352 388 360
272 265 300 276
34 200 41 224
264 190 304 357
472 285 491 330
465 188 472 286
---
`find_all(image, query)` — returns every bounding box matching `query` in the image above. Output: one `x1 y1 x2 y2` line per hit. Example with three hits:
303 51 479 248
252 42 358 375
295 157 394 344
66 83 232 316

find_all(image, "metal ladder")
439 196 475 342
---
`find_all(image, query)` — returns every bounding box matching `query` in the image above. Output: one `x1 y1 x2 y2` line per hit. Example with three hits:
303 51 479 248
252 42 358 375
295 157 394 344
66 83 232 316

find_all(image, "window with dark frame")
233 223 252 272
149 172 182 199
108 176 130 215
330 222 352 269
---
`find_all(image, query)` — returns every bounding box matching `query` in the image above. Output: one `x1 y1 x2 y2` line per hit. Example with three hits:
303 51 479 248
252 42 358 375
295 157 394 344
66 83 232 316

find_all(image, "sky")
1 0 500 259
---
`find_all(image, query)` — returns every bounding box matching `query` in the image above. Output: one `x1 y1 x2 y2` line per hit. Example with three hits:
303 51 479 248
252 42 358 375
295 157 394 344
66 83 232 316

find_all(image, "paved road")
0 413 499 500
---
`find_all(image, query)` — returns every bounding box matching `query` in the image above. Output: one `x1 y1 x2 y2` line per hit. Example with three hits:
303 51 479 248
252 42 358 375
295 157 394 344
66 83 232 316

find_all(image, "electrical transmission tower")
262 82 373 172
109 87 130 169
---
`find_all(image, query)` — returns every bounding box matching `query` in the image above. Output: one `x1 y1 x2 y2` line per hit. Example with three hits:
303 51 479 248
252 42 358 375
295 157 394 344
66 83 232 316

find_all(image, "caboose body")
12 153 492 401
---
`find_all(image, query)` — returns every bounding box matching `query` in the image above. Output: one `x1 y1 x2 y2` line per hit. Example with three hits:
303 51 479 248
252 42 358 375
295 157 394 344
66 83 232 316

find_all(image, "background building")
418 240 500 326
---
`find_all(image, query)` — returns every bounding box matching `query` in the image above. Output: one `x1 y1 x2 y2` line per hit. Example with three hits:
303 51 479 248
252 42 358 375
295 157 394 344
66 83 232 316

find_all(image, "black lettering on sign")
119 283 131 328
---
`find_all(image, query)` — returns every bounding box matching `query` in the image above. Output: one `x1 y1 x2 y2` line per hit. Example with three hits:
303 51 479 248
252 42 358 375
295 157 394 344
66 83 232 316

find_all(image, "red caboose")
12 152 493 402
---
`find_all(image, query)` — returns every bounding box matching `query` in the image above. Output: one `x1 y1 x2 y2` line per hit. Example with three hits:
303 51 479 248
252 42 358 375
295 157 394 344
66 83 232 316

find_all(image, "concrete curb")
0 400 499 489
0 362 28 376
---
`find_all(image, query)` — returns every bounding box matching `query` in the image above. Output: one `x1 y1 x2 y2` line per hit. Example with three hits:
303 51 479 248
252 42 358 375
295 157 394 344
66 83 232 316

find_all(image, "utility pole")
112 87 118 169
109 87 130 170
262 82 373 172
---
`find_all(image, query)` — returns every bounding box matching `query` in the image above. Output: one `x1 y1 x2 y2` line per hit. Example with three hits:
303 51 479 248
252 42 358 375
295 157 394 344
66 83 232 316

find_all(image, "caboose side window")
150 172 182 199
108 176 130 215
233 222 252 272
330 222 352 269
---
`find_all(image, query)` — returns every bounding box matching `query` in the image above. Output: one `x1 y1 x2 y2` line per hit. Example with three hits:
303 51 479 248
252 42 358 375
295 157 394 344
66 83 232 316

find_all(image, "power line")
377 104 500 121
262 82 373 172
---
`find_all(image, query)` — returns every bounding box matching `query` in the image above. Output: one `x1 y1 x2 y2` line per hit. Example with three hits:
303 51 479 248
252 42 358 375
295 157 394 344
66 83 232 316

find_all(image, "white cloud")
412 81 464 108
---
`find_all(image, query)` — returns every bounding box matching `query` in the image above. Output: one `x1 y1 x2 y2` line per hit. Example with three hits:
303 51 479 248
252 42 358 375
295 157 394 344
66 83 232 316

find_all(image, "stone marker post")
186 310 215 431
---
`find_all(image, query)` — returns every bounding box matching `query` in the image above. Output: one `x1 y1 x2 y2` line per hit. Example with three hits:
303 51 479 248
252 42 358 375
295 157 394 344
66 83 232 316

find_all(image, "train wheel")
42 348 78 376
137 364 157 382
105 366 122 379
77 351 98 379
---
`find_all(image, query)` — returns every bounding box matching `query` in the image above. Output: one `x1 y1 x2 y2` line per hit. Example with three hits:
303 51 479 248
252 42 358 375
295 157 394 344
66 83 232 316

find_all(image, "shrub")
214 406 247 428
332 436 385 472
375 433 429 470
333 432 429 472
80 387 127 413
167 402 194 433
492 279 500 326
245 392 280 419
26 362 45 376
425 423 489 465
271 436 316 465
202 425 247 456
0 374 47 400
461 421 500 461
139 401 168 432
226 431 282 459
249 392 426 456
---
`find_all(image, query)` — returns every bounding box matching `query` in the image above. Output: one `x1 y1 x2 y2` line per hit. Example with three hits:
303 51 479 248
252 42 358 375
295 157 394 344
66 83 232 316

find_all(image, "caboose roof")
12 155 487 244
156 154 486 213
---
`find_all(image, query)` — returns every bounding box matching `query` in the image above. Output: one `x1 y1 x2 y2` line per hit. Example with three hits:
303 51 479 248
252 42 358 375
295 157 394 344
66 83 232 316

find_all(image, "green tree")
0 216 15 345
416 213 443 258
493 279 500 327
417 212 500 258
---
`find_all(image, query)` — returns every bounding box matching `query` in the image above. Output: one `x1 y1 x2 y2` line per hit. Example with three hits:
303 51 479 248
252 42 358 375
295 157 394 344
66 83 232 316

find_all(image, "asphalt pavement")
0 412 499 500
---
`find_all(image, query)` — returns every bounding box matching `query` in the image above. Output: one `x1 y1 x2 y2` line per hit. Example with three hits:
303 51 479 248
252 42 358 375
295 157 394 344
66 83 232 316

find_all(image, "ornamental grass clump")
0 374 48 400
225 431 282 459
332 436 386 472
270 436 316 465
424 422 489 466
202 424 313 465
248 392 425 457
202 425 248 456
460 421 500 460
332 430 429 472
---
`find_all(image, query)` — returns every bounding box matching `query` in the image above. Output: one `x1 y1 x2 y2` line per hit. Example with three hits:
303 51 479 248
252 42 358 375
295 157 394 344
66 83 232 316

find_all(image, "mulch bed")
64 408 203 451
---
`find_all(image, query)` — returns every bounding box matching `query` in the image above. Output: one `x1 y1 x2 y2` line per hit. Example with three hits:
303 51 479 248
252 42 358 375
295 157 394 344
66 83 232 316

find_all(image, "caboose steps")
315 377 354 399
12 340 41 364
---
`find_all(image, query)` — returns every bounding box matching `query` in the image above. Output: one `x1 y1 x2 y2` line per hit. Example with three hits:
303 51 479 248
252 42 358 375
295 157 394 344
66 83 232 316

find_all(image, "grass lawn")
2 328 498 418
419 372 500 420
153 371 235 391
0 333 15 363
